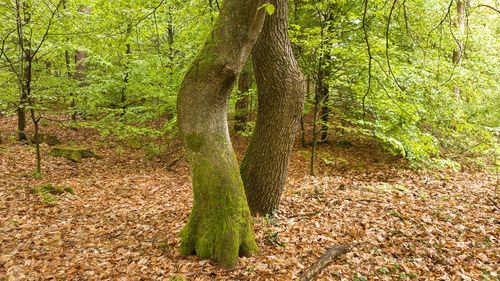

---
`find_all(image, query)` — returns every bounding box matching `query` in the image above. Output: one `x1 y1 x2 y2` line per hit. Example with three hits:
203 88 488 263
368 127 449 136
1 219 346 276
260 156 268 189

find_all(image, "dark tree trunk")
453 0 466 97
17 99 27 141
177 0 266 268
120 24 132 116
310 84 320 176
241 0 306 216
317 64 330 143
15 1 29 142
234 62 252 132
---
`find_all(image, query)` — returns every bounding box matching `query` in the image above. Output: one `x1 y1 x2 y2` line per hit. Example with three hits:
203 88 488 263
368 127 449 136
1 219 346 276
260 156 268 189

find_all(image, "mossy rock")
32 134 61 146
32 184 74 195
32 184 75 204
49 146 98 162
168 275 187 281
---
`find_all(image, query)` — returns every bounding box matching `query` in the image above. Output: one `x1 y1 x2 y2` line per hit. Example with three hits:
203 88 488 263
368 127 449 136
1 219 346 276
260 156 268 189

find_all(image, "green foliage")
290 0 500 166
0 0 497 169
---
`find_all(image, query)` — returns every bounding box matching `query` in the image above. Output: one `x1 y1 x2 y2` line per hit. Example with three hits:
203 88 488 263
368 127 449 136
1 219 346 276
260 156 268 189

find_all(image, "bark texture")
177 0 266 268
241 0 306 216
453 0 466 97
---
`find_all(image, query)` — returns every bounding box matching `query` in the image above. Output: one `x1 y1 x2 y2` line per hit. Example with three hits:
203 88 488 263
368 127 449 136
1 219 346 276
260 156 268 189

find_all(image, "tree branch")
300 244 351 281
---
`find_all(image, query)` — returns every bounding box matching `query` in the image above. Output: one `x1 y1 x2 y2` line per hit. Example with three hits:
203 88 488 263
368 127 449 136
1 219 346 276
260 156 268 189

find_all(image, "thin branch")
385 0 405 93
32 0 64 57
300 244 351 281
0 28 16 60
427 0 454 38
128 0 166 31
475 4 500 14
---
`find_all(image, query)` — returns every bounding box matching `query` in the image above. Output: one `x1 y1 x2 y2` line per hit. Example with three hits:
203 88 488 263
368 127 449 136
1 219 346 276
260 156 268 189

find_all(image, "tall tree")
453 0 466 97
241 0 306 216
176 0 266 268
15 0 30 141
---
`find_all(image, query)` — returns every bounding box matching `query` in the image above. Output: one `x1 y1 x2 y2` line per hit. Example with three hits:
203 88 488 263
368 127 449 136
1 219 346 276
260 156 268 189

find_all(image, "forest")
0 0 498 280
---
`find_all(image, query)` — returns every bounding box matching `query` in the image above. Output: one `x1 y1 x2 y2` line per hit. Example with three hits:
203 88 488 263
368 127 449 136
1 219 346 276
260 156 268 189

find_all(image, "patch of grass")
266 231 285 248
353 273 368 281
7 134 17 143
32 170 42 179
377 267 390 274
158 242 170 251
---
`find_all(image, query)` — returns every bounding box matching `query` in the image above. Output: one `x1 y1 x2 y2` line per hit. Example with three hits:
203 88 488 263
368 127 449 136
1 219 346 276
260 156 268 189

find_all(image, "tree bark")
15 0 29 142
177 0 266 268
317 56 330 143
453 0 466 97
453 0 466 66
241 0 306 216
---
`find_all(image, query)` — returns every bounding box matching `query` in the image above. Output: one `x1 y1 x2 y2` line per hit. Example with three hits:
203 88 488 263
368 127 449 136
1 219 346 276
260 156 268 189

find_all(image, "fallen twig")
288 211 320 219
300 243 351 281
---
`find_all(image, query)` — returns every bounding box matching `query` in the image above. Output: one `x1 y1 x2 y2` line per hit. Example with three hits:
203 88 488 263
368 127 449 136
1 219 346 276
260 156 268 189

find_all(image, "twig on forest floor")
287 211 321 219
487 197 499 211
300 244 351 281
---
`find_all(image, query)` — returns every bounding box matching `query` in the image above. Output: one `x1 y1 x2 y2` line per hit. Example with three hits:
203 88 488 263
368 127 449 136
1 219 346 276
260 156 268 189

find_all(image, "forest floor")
0 116 498 281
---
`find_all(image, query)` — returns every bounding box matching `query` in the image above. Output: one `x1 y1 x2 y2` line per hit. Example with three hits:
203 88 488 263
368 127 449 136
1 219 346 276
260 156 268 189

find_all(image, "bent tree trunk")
177 0 266 268
241 0 306 216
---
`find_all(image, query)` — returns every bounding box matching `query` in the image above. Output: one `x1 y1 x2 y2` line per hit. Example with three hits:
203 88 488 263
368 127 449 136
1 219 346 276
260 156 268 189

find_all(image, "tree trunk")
120 24 132 116
317 59 330 143
15 0 29 142
177 0 266 268
453 0 465 96
241 0 306 216
234 62 252 132
74 6 90 83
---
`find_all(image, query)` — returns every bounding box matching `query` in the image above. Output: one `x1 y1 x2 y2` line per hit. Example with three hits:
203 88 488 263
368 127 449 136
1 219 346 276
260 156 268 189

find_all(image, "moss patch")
49 146 98 162
179 154 258 268
32 184 75 204
185 133 204 152
31 134 61 146
168 275 186 281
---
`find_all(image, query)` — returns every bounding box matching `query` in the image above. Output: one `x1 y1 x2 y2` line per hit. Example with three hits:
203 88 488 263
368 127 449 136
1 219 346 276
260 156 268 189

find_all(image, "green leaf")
265 4 275 15
258 3 275 15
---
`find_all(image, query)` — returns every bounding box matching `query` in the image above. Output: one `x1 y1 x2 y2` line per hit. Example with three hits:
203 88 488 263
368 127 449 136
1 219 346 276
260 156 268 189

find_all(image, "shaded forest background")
0 0 498 172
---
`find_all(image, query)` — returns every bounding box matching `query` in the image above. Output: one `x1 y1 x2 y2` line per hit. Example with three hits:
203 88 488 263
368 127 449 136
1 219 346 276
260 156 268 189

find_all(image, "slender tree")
453 0 466 97
241 0 306 216
176 0 266 268
234 62 252 132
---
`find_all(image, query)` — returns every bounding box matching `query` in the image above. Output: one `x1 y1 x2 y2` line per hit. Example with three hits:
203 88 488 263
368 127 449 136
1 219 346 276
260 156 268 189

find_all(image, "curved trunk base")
179 154 258 268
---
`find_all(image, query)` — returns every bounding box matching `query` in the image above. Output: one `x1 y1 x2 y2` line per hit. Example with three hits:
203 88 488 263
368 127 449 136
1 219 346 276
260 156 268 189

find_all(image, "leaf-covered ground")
0 116 498 280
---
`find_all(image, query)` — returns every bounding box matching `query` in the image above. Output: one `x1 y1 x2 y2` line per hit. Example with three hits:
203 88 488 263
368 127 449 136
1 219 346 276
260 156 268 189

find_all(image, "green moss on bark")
179 154 258 268
185 133 205 153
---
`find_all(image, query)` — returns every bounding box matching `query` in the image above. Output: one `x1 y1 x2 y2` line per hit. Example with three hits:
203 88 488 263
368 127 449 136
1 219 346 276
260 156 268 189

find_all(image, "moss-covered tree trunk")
177 0 266 268
241 0 306 216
